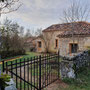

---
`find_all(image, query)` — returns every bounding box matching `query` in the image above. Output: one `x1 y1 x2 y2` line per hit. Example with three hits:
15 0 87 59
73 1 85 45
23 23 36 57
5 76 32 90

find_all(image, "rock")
5 79 17 90
67 68 75 78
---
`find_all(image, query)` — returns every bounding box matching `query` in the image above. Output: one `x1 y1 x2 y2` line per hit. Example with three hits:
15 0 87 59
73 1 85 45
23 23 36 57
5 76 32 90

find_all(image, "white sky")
0 0 90 32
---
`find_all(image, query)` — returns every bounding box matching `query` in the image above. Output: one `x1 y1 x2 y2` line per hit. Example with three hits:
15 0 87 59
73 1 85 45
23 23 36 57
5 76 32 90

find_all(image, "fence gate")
2 52 60 90
40 53 60 89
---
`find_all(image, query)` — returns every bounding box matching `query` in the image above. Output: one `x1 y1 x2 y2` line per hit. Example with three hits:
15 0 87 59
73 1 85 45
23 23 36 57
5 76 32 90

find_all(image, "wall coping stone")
60 50 89 61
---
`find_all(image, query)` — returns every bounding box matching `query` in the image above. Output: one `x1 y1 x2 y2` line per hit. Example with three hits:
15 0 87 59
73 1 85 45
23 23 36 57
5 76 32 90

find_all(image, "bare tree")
0 19 23 51
25 29 32 38
61 0 89 23
0 0 21 16
19 26 24 37
60 0 90 54
41 31 55 53
35 28 55 53
35 28 42 36
0 0 21 76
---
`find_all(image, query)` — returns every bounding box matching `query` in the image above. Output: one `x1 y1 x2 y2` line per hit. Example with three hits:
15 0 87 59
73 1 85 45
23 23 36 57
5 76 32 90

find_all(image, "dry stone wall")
60 50 90 79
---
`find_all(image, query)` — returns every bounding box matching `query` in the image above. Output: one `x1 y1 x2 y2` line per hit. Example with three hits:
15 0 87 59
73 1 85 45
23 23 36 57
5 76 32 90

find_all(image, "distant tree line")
0 0 21 75
0 18 25 59
0 18 44 59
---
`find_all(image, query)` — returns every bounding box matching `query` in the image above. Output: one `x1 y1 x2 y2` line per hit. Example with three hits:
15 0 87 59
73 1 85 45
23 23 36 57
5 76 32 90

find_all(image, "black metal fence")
2 52 60 90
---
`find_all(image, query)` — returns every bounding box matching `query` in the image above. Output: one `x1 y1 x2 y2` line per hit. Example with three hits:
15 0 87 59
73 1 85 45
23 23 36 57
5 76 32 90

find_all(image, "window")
38 41 42 48
55 39 58 48
70 43 78 53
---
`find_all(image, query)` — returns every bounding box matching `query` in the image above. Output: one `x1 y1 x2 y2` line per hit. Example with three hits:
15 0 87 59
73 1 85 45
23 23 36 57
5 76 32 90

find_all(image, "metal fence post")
2 61 4 72
39 55 41 90
58 51 60 78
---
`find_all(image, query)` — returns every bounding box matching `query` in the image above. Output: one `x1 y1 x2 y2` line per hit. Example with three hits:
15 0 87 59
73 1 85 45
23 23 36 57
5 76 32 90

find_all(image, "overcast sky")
1 0 90 31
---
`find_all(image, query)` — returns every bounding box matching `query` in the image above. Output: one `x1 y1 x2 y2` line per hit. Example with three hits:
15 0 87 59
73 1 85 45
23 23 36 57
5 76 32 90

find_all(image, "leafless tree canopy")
0 0 21 15
0 18 25 58
60 0 90 23
41 31 55 53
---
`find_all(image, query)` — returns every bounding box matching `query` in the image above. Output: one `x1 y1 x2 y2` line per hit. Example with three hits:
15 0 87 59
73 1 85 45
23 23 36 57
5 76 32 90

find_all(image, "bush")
63 77 87 88
63 67 90 88
0 73 11 89
63 78 76 84
0 49 26 59
88 50 90 55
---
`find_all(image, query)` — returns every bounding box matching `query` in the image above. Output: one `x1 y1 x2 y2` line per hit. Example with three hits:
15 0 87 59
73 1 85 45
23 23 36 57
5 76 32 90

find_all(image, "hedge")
0 49 25 59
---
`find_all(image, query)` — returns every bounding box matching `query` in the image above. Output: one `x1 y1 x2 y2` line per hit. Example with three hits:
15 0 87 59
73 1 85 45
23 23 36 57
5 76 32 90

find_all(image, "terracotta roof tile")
43 21 90 37
25 37 36 43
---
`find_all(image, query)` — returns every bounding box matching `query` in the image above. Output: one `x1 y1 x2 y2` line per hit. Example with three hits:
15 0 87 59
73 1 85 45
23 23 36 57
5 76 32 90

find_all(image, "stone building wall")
59 36 90 56
42 31 61 53
84 37 90 48
36 31 63 53
36 30 90 54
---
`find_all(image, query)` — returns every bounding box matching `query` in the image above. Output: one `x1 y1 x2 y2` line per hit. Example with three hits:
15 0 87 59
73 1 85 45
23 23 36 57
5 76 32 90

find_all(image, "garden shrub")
63 67 89 88
0 73 11 89
0 49 26 59
88 50 90 55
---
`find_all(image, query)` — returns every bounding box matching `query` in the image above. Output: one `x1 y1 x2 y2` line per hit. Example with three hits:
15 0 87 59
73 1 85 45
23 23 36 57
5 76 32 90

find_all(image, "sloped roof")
25 37 36 43
43 23 71 32
43 21 90 37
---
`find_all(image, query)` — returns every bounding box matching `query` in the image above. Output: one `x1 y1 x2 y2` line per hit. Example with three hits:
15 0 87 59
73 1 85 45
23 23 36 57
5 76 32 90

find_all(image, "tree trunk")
1 87 5 90
0 65 1 77
0 55 1 77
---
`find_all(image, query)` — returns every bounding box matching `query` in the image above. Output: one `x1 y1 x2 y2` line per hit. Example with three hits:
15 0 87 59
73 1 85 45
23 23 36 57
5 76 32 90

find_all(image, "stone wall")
60 50 90 79
73 51 90 69
59 36 90 56
60 60 75 78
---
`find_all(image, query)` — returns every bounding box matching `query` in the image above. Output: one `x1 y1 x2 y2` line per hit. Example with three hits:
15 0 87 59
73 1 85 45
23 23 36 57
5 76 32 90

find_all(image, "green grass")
0 52 39 71
58 67 90 90
1 52 39 61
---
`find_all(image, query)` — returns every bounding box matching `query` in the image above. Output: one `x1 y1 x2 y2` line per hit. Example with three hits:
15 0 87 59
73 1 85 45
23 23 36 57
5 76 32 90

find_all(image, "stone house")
36 22 90 56
24 37 36 52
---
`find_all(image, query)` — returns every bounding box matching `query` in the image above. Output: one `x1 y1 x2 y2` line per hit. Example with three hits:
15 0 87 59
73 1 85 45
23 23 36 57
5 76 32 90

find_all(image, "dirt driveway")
45 80 68 90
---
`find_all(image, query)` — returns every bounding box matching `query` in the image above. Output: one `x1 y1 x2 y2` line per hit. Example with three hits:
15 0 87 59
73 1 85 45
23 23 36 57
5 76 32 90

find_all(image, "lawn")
58 66 90 90
1 52 39 61
0 52 40 71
